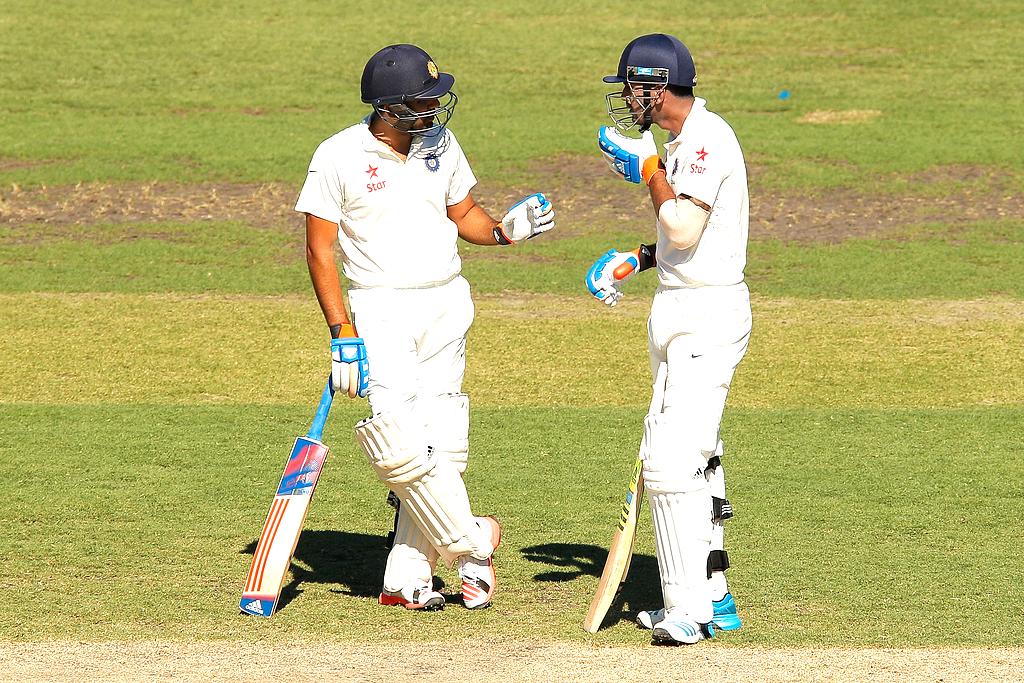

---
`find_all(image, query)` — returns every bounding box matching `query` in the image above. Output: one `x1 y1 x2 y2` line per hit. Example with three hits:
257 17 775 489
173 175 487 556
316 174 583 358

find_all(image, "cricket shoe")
637 593 742 632
651 616 714 646
711 593 742 631
379 581 445 611
458 516 501 609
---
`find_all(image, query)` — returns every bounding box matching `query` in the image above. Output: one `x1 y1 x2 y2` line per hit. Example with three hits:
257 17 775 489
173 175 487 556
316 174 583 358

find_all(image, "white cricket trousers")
647 282 751 445
347 275 475 415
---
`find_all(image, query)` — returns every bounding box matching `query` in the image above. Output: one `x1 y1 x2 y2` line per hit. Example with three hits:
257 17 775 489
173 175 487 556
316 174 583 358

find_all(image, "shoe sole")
379 593 445 611
651 629 705 646
712 615 742 631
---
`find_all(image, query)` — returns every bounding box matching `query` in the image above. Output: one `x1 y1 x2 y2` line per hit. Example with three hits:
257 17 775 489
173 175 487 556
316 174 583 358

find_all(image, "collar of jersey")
358 114 406 160
358 114 438 161
664 97 708 150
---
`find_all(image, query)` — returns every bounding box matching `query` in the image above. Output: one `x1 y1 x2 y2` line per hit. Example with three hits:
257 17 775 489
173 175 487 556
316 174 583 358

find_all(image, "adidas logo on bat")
242 600 265 616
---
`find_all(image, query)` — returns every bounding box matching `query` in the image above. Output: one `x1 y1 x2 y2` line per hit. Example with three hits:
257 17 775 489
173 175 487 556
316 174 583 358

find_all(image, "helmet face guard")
372 91 458 138
605 66 669 133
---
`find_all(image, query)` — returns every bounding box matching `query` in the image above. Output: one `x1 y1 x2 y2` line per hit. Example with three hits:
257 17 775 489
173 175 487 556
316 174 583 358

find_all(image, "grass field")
2 0 1023 680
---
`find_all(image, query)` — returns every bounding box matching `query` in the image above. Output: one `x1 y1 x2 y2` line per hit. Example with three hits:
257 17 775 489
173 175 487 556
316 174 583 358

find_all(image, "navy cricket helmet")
360 44 458 138
604 33 697 88
360 44 455 104
604 34 696 132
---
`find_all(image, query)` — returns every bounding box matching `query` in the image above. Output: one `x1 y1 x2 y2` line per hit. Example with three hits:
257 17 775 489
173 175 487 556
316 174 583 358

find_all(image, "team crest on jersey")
426 60 439 79
424 153 440 172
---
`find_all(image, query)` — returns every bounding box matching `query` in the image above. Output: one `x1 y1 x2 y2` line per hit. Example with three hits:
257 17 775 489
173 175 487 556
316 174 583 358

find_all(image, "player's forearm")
455 204 504 246
647 172 675 215
306 248 351 337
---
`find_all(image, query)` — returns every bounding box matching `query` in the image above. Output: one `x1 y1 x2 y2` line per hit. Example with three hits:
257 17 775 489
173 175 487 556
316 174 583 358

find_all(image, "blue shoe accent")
712 593 742 631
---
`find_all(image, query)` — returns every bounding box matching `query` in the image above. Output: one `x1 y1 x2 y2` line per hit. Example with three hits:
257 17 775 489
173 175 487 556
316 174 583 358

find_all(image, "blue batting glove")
585 248 640 307
331 337 369 398
598 127 661 185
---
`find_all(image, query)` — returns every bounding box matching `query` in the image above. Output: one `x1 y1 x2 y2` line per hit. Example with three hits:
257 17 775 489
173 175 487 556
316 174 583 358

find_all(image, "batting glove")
585 248 641 307
330 324 369 399
494 192 555 244
598 127 664 185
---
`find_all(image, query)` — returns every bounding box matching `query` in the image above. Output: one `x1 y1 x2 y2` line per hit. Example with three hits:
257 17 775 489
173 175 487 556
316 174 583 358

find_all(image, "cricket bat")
583 362 666 633
240 379 334 617
583 456 645 633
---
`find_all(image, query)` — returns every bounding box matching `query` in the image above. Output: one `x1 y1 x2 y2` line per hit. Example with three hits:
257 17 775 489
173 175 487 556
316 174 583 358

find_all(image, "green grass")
2 220 1023 299
1 404 1020 644
3 293 1022 409
3 0 1024 653
3 1 1024 187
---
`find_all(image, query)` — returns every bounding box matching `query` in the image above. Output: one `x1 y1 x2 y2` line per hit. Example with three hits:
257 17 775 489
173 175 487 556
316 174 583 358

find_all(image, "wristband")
641 156 666 185
330 322 357 339
637 243 656 271
493 224 512 246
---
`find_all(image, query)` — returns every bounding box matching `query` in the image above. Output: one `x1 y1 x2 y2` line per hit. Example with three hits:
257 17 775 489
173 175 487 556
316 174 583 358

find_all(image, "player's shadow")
521 542 661 631
241 529 389 612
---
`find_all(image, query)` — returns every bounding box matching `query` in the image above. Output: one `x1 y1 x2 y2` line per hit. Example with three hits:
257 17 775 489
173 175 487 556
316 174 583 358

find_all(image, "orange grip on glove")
641 156 666 186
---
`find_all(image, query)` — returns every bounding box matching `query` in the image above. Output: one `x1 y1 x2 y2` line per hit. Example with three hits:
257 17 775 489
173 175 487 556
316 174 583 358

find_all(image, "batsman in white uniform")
297 44 555 611
585 34 750 645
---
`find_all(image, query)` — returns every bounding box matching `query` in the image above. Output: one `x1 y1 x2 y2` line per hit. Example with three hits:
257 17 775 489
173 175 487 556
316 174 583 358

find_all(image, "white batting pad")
355 412 492 561
422 393 470 474
383 506 439 594
649 490 713 623
641 412 713 622
640 414 710 494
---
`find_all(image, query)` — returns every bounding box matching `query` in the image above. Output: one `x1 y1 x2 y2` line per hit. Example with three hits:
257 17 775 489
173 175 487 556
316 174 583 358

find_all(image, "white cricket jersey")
657 97 748 288
295 117 477 288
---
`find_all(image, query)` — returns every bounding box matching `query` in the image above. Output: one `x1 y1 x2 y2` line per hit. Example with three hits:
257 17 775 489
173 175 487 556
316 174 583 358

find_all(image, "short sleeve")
446 137 477 206
294 142 343 224
670 137 729 209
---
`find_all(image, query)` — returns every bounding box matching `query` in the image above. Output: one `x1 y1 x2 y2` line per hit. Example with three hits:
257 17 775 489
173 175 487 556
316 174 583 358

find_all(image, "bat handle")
307 376 335 442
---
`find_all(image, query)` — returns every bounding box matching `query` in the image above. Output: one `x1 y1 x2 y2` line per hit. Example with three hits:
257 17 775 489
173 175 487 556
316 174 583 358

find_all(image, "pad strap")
707 549 730 578
712 496 734 523
384 491 400 549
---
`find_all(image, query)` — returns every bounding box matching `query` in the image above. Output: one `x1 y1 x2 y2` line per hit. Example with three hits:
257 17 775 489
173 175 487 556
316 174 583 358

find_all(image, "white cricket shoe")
458 516 501 609
639 594 743 632
379 581 445 611
637 608 665 629
651 615 714 646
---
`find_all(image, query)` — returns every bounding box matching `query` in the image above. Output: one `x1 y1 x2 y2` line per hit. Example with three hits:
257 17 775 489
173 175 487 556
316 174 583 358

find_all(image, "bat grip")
307 376 335 441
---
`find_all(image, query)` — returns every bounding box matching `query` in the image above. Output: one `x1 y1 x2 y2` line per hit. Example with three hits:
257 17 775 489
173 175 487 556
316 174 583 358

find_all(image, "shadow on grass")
521 542 661 631
241 529 390 612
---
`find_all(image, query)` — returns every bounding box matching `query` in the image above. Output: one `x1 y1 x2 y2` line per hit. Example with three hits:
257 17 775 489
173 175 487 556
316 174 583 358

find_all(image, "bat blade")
240 435 329 617
583 456 645 633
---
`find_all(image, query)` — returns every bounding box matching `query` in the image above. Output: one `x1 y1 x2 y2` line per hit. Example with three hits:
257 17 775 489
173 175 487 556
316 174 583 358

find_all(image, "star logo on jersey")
366 164 379 179
695 147 709 162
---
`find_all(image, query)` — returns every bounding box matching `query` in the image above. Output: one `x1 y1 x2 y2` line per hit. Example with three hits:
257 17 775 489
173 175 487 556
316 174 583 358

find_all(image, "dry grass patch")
3 159 1023 246
797 109 883 124
1 293 1021 408
0 641 1021 683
